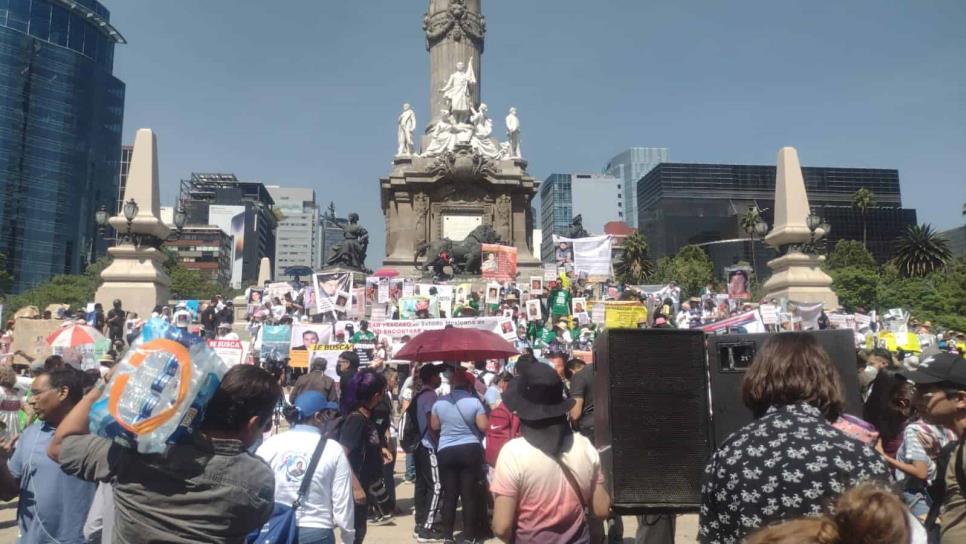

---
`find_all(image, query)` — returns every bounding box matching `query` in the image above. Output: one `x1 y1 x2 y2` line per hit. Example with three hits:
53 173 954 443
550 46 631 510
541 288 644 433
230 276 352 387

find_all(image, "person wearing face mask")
337 351 361 402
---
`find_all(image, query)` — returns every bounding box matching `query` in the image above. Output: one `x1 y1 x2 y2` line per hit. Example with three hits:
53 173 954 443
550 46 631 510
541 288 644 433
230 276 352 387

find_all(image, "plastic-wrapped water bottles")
88 318 228 454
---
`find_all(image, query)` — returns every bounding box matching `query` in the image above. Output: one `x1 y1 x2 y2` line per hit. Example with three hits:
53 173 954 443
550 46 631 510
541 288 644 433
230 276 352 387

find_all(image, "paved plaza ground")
0 457 700 543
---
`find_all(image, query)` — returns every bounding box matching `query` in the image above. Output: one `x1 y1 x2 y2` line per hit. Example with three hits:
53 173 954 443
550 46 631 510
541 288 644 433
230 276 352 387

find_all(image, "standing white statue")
438 59 476 124
396 103 417 156
505 107 522 158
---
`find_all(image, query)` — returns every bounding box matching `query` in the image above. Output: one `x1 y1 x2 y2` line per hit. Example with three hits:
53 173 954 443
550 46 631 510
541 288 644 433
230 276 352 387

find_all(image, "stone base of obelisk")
381 147 540 279
762 251 839 309
95 244 171 321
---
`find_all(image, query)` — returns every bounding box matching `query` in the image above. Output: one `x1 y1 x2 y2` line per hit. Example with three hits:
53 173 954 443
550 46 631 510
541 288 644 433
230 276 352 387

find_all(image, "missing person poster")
525 299 543 322
313 272 353 314
481 244 518 282
553 235 614 281
485 282 502 304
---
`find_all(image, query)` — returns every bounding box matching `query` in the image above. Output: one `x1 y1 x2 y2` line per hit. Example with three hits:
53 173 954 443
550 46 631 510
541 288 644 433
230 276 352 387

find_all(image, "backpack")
400 389 430 453
925 434 966 530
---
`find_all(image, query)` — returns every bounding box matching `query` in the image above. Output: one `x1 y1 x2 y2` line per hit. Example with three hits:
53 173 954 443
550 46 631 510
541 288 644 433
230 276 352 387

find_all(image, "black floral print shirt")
699 403 890 543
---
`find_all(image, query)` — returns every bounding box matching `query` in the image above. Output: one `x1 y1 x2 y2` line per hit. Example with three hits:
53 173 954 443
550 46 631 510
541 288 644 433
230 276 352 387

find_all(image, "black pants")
438 443 486 540
414 444 442 530
353 501 367 543
382 443 397 512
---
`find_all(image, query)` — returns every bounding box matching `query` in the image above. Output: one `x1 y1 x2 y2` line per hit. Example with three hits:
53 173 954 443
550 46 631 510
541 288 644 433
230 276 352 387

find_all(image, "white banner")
208 339 245 367
552 234 613 280
335 317 514 343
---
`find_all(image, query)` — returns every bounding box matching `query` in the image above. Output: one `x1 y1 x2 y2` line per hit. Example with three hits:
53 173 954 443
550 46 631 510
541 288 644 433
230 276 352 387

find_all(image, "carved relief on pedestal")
495 194 512 241
413 192 430 245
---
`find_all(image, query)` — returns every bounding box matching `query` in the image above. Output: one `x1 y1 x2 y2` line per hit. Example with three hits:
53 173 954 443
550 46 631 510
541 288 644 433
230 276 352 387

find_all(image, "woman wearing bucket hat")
491 356 611 543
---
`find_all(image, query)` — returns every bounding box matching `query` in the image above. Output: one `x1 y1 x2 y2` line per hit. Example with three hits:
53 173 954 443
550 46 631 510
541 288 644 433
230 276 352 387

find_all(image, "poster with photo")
312 272 353 314
378 278 390 303
725 266 752 301
502 308 515 319
304 344 353 379
572 297 588 315
525 299 542 321
248 289 265 305
402 278 415 298
302 286 318 316
454 284 471 306
498 318 516 340
485 282 501 304
529 276 544 296
365 277 379 306
266 282 294 301
348 287 366 318
576 312 590 326
290 322 333 351
480 244 518 282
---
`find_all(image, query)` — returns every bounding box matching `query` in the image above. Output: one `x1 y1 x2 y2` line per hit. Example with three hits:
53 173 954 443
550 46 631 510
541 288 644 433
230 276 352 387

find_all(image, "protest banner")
266 282 294 301
553 235 613 281
290 322 333 350
306 344 353 380
398 296 430 319
603 301 647 329
543 264 558 282
758 304 780 325
208 339 245 367
529 276 544 296
313 272 353 314
701 310 766 334
336 317 512 344
591 302 605 324
402 278 415 298
481 244 518 282
260 324 292 362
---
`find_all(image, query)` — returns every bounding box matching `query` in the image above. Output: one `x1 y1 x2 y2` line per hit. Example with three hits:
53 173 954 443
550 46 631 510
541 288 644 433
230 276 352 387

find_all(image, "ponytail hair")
745 483 909 544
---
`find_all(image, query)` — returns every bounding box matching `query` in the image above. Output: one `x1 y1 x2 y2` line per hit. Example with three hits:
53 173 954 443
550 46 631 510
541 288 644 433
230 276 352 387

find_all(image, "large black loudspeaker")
594 329 710 513
706 329 863 448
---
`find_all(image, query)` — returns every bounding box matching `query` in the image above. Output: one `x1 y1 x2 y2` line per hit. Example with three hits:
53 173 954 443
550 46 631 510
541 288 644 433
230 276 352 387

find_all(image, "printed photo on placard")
485 282 501 304
525 299 542 321
248 289 264 305
377 278 390 303
290 322 333 351
502 308 515 319
312 272 352 314
529 276 543 295
572 297 587 315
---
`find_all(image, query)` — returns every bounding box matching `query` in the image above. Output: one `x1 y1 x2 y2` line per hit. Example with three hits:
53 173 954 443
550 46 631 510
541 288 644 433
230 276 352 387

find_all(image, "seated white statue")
422 110 460 156
469 103 505 159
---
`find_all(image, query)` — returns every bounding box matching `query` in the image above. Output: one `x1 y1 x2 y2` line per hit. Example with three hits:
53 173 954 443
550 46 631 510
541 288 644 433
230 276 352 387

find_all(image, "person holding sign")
547 280 572 320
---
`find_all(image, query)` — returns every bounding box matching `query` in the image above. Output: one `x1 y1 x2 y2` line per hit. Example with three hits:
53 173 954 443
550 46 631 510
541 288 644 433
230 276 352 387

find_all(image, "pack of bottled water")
88 318 229 454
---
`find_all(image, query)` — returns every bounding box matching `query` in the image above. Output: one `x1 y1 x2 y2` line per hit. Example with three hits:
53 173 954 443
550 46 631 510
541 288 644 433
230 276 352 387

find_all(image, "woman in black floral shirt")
699 333 891 544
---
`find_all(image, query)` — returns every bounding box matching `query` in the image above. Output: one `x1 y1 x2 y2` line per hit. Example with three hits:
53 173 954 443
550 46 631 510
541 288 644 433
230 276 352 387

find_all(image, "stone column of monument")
425 0 484 120
762 147 839 309
95 129 172 320
257 257 272 286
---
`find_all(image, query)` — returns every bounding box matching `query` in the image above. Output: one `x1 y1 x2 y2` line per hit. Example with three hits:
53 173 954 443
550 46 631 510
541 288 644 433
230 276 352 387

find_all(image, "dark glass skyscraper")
637 163 917 264
0 0 125 292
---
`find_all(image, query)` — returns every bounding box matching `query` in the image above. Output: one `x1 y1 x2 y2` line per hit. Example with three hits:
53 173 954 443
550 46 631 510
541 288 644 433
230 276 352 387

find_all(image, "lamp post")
751 218 769 277
171 205 187 239
806 211 829 254
121 198 139 234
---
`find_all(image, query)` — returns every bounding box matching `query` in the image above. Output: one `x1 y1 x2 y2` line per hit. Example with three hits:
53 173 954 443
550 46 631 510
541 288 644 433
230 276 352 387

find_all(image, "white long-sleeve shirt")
256 425 356 543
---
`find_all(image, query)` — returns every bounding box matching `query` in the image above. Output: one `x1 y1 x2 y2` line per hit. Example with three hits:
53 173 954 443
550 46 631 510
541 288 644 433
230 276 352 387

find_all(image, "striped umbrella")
46 323 106 349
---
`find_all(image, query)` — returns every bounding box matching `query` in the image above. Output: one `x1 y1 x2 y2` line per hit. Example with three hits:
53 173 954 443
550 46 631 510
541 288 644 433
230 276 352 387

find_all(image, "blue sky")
110 1 965 265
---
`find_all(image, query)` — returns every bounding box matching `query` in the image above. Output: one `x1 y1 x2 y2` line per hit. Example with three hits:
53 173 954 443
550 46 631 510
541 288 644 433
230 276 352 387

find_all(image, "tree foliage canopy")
826 240 877 271
652 244 714 298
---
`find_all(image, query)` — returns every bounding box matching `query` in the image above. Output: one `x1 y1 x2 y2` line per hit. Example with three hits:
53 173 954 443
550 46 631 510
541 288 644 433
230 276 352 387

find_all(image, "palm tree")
739 206 764 276
852 188 876 249
616 232 653 284
893 224 952 278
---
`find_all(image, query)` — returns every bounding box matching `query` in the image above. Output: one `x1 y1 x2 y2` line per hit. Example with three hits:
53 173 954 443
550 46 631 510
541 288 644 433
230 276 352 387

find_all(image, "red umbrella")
373 267 400 278
393 328 519 362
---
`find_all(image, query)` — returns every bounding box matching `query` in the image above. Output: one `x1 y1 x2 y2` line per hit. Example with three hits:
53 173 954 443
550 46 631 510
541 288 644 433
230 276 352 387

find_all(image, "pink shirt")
491 434 603 543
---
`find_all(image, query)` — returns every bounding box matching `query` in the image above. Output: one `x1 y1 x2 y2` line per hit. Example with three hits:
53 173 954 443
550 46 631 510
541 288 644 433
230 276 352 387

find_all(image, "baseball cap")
293 391 339 419
899 353 966 388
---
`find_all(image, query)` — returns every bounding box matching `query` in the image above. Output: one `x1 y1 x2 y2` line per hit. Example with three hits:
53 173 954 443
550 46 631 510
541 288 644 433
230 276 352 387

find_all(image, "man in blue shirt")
0 368 94 544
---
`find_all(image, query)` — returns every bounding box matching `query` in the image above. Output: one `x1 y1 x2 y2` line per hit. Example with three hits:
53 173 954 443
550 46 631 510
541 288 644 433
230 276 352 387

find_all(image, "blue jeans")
298 527 335 544
902 490 930 518
405 451 416 481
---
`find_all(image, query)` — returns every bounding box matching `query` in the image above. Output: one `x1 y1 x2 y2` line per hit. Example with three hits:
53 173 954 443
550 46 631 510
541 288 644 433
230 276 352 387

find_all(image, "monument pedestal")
381 146 540 278
761 251 838 309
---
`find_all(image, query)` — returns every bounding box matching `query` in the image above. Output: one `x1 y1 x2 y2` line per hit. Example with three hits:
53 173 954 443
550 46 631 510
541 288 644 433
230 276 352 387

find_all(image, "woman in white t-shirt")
257 391 356 544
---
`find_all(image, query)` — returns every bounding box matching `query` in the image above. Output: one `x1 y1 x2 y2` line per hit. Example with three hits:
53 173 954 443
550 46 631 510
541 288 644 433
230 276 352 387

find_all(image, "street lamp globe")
94 205 109 228
753 220 769 237
122 199 139 222
806 213 822 232
173 206 187 230
819 221 831 235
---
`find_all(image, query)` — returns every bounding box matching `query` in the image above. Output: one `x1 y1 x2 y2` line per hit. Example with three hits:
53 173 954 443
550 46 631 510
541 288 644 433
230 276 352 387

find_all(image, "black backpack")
400 389 431 453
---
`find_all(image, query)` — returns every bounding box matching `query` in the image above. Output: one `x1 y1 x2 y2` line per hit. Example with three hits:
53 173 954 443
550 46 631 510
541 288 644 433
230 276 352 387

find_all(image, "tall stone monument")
762 147 839 309
382 0 540 276
95 129 172 319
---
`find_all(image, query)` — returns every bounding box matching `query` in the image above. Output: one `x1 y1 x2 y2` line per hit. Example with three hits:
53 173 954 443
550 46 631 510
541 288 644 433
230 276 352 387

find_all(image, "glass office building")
0 0 125 291
605 147 669 229
637 163 917 266
539 173 623 262
540 173 572 262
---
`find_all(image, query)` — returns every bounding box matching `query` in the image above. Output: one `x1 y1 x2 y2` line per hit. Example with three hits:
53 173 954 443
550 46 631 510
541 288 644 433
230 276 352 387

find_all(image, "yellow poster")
604 301 647 329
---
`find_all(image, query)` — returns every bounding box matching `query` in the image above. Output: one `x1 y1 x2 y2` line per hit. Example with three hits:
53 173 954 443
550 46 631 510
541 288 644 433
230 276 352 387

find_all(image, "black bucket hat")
503 357 574 420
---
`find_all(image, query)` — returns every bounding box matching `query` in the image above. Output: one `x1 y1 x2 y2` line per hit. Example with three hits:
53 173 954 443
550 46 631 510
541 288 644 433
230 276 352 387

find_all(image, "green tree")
669 245 715 298
893 224 952 278
826 239 877 271
161 249 228 300
615 232 653 284
851 187 876 249
830 267 879 311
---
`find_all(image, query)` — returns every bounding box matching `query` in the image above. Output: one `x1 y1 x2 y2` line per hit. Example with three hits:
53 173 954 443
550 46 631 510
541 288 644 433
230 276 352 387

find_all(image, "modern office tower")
0 0 126 291
179 173 277 288
539 173 622 262
604 147 670 229
266 186 320 281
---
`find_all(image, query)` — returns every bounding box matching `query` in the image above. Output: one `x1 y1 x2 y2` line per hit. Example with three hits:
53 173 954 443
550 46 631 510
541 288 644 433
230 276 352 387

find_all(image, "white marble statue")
439 59 476 124
422 109 460 156
469 103 504 159
506 107 521 158
396 103 417 156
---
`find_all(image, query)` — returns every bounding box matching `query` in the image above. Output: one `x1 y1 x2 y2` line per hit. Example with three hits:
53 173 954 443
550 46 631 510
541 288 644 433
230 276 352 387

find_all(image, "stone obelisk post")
95 129 172 319
762 147 838 309
425 0 485 120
